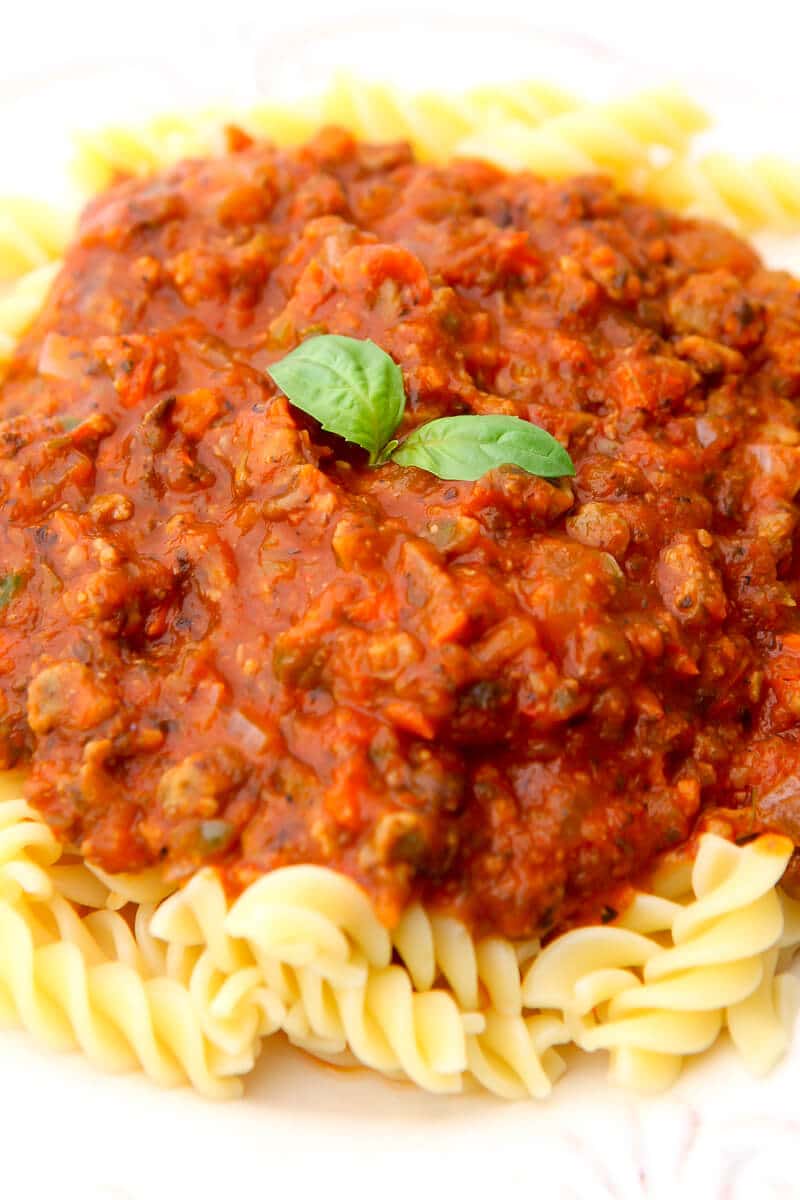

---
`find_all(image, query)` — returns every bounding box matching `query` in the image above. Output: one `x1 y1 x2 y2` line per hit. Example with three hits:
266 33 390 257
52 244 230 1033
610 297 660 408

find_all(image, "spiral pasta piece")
523 834 798 1090
0 793 61 901
465 1011 568 1100
0 891 256 1096
0 262 60 374
0 798 268 1096
392 901 533 1015
0 199 74 279
280 957 472 1094
226 864 391 986
454 88 709 187
139 862 566 1095
146 899 284 1065
646 154 800 231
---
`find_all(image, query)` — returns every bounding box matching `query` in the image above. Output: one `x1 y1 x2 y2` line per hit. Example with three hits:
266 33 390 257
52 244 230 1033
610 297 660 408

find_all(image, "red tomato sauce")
2 126 800 938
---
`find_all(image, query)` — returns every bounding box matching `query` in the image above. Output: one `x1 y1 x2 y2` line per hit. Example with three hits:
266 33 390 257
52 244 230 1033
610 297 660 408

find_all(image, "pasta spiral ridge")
454 87 708 186
152 866 477 1093
0 261 61 374
0 800 265 1096
392 900 539 1016
280 958 471 1094
523 834 800 1090
646 154 800 231
146 861 568 1097
0 790 61 901
0 199 73 279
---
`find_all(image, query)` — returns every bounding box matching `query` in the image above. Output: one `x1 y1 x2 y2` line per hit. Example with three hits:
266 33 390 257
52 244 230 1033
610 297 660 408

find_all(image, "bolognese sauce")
2 126 800 939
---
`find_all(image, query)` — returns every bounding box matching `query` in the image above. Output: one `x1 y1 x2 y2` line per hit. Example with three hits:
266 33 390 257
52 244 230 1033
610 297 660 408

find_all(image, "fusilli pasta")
0 262 61 374
0 793 269 1097
646 154 800 231
2 783 797 1099
524 834 800 1089
0 199 73 279
454 87 708 189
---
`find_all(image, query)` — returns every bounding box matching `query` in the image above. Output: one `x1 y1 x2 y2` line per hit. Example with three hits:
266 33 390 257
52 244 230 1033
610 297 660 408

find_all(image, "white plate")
2 16 799 1200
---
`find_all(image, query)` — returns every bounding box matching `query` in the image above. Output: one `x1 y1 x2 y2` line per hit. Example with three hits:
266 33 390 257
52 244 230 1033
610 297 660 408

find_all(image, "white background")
3 2 800 1198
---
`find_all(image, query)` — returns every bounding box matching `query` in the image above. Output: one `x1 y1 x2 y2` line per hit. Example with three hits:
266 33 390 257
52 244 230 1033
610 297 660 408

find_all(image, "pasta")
645 154 800 231
151 864 561 1096
1 783 797 1098
454 86 709 189
0 777 279 1095
0 199 73 280
524 834 800 1090
0 262 61 374
1 79 800 1103
68 76 579 190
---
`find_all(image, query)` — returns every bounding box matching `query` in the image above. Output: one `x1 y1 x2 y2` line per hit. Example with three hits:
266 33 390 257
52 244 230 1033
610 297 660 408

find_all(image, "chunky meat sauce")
3 127 800 939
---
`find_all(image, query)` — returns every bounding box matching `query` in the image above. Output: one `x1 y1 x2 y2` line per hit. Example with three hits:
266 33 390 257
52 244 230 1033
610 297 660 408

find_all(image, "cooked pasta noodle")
454 87 709 188
465 1011 569 1100
0 261 61 373
0 795 271 1096
0 199 73 279
71 110 246 194
523 835 800 1089
152 864 564 1096
392 902 536 1015
2 81 800 1102
646 154 800 231
1 784 797 1098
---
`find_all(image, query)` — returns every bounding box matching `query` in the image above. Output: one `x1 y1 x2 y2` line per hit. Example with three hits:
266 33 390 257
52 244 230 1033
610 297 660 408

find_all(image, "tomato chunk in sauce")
2 126 800 939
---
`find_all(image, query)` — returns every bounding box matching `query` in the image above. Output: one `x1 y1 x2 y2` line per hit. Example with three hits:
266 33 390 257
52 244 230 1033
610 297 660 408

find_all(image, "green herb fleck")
0 572 25 610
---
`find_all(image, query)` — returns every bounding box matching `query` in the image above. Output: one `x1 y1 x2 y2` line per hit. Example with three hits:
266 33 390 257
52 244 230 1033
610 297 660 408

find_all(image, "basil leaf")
392 414 575 481
267 335 406 465
0 572 24 610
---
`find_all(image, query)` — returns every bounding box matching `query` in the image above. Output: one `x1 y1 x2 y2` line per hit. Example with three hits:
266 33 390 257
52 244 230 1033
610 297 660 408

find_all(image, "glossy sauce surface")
2 127 800 938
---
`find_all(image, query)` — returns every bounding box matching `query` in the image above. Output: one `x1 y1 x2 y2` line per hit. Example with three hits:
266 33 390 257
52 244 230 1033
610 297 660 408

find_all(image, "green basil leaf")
0 572 24 610
391 414 575 481
267 335 406 465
